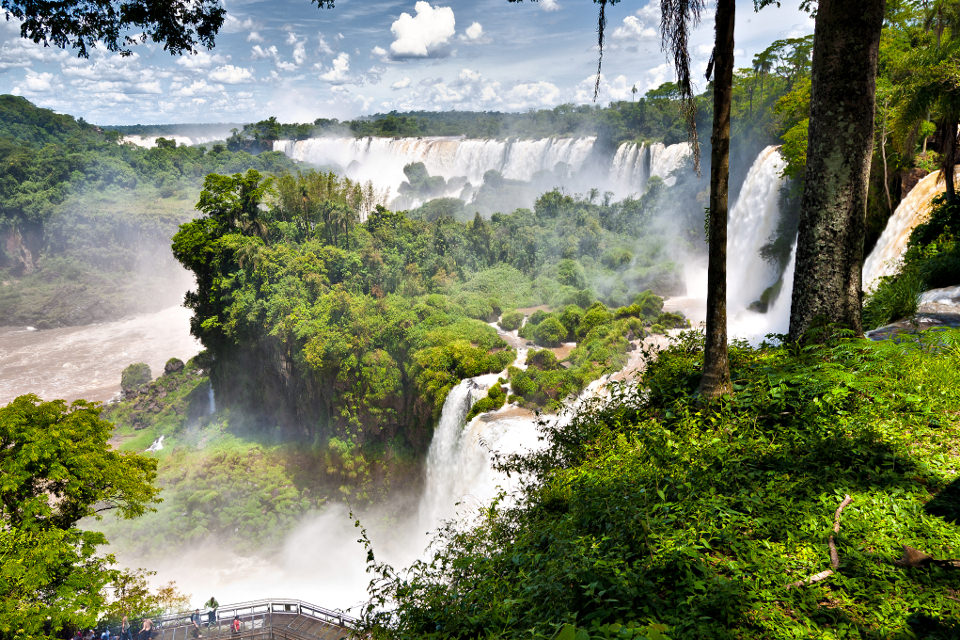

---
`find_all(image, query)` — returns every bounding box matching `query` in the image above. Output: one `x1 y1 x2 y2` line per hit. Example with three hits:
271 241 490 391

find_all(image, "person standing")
190 609 203 638
120 616 131 640
204 596 219 627
138 619 152 640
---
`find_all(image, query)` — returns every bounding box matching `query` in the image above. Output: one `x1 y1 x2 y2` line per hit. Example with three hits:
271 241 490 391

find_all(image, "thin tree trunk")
698 0 734 400
788 0 885 342
940 115 958 203
880 97 893 213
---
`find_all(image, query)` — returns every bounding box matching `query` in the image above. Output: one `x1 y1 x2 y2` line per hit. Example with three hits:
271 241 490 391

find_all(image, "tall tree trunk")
940 115 958 203
788 0 885 342
697 0 734 400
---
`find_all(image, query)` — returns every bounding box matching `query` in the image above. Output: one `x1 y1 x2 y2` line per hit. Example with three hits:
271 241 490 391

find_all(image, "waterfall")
275 136 695 206
676 145 794 341
208 383 216 415
727 146 788 311
862 167 960 292
145 435 164 452
276 136 598 202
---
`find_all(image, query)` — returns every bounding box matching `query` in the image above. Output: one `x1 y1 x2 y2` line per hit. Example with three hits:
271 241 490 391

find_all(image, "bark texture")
788 0 885 341
697 0 734 399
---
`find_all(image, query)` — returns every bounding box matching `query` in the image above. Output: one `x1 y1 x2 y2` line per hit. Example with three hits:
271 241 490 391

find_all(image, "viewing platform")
149 599 356 640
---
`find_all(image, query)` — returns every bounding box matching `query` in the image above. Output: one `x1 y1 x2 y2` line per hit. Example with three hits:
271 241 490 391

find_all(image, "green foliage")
0 95 300 326
367 330 960 639
173 167 682 456
534 317 568 347
121 362 152 394
0 395 159 639
499 310 524 331
466 383 508 421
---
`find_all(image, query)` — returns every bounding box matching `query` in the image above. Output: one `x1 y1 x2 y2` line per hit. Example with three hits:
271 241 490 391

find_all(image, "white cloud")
19 70 54 93
540 0 560 11
251 44 279 60
389 1 456 59
612 15 657 40
210 64 254 84
320 52 350 83
461 21 484 42
574 67 673 104
172 79 220 97
371 45 388 58
247 31 264 43
223 14 256 34
293 41 307 65
176 50 227 70
504 80 560 109
317 34 334 55
391 76 412 90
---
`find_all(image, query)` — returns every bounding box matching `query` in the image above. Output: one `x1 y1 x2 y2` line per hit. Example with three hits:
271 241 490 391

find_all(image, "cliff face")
1 223 42 275
208 335 436 452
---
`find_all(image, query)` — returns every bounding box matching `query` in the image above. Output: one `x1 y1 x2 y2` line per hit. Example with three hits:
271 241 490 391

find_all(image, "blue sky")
0 0 815 125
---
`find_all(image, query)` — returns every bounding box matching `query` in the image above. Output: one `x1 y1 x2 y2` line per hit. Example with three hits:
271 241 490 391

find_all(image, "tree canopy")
0 395 159 639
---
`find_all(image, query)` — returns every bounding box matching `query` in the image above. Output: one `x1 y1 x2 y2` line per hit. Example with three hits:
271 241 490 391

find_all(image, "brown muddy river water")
0 304 200 405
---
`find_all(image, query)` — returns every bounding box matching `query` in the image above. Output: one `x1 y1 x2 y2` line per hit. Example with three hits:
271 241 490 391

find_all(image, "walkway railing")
129 599 357 640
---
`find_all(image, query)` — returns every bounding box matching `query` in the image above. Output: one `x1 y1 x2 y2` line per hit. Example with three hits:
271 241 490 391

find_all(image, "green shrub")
526 349 560 370
499 310 524 332
121 362 152 394
534 317 568 347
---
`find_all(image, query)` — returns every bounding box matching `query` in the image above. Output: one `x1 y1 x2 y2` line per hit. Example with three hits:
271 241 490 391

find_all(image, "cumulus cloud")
223 14 256 34
317 34 334 55
574 67 672 104
612 15 657 40
17 70 55 93
391 76 411 90
172 79 220 97
251 44 279 60
176 50 227 70
210 64 254 84
461 22 484 42
540 0 560 11
319 52 350 83
247 31 264 43
389 1 456 59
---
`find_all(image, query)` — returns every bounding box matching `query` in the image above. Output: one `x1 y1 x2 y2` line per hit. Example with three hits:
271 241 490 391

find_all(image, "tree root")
787 494 853 589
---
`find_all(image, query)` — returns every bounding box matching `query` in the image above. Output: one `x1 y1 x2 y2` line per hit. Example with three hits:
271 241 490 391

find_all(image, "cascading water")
863 167 960 292
727 146 789 312
678 145 794 340
207 383 216 415
275 136 693 206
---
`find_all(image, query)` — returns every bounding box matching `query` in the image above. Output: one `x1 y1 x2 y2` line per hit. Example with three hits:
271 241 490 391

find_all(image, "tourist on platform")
204 596 219 627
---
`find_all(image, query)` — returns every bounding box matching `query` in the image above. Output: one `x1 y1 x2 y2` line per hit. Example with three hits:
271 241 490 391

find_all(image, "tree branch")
787 494 852 589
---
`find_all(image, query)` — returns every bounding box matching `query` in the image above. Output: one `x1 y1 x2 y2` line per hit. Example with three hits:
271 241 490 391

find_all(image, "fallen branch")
787 494 853 589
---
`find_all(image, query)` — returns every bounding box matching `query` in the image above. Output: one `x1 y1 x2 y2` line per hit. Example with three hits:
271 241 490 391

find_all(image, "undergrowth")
363 330 960 639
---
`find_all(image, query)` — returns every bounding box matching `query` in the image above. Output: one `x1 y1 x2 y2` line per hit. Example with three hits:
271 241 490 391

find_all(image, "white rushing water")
275 136 692 206
678 145 794 340
122 132 233 148
863 166 960 292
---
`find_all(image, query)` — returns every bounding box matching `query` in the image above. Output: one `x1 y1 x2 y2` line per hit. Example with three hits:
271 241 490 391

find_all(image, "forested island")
3 0 960 639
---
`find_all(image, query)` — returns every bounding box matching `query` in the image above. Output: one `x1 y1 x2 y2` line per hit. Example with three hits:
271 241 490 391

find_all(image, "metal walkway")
150 599 357 640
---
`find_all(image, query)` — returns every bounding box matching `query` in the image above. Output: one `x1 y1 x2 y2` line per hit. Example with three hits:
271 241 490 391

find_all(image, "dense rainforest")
0 95 298 326
3 0 960 637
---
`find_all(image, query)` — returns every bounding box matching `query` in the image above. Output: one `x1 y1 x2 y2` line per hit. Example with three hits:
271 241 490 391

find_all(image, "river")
0 304 200 405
